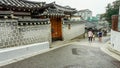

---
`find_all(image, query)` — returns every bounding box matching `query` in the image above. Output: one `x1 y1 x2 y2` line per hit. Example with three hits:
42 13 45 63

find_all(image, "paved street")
1 36 120 68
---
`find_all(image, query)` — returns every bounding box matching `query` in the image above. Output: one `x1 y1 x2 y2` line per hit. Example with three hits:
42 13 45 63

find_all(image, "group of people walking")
87 30 103 42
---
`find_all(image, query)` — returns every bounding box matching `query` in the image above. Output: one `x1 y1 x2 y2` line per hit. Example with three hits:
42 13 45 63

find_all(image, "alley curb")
107 43 120 56
101 41 120 61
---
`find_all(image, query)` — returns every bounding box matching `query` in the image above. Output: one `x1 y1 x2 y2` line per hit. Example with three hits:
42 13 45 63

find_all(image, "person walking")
88 30 93 42
97 30 103 42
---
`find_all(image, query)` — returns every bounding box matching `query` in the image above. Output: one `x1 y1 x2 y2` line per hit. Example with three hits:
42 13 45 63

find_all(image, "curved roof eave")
43 2 77 13
0 0 46 9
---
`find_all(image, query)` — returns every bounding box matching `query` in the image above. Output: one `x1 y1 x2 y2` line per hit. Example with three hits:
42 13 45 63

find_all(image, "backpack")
98 32 102 37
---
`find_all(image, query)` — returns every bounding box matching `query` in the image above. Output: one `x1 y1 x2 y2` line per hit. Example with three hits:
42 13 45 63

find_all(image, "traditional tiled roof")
41 2 77 13
40 8 65 16
0 0 77 13
0 0 45 8
54 4 76 13
79 9 92 12
0 0 77 17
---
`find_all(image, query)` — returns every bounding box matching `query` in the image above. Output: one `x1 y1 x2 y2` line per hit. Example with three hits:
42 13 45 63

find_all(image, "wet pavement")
1 36 120 68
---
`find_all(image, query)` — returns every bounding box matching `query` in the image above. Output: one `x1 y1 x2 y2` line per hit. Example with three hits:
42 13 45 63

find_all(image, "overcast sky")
29 0 116 16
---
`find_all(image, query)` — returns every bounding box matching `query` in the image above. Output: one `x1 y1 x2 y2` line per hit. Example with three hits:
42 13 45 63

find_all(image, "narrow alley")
1 36 120 68
0 0 119 68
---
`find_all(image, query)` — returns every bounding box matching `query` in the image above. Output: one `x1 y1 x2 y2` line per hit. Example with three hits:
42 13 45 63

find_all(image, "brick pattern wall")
0 19 19 48
19 25 51 45
0 19 51 48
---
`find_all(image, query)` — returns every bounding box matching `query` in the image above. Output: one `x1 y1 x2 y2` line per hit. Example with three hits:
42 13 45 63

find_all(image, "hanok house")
0 0 85 66
0 0 85 48
40 2 85 41
0 0 51 48
38 2 78 41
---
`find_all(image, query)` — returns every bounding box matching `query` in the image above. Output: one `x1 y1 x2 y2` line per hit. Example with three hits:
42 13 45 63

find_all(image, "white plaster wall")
62 23 85 41
70 17 81 21
118 15 120 31
111 30 120 51
0 42 49 66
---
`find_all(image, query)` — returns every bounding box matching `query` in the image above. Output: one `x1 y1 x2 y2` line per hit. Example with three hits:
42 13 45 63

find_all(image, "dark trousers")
88 37 92 42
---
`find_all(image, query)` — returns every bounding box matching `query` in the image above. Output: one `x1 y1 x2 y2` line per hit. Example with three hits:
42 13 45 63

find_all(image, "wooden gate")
50 18 62 41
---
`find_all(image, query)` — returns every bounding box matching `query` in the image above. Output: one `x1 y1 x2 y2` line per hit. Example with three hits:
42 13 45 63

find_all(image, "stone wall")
62 21 85 41
0 19 51 48
0 19 19 48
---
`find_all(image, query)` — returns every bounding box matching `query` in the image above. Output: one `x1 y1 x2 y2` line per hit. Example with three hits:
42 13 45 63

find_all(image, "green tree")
102 0 120 25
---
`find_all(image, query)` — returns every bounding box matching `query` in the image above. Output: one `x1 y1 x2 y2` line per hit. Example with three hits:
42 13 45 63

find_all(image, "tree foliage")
102 0 120 25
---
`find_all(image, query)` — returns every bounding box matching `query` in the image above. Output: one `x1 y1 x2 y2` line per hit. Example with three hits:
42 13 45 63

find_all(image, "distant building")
77 9 92 20
96 14 101 20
